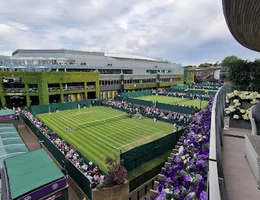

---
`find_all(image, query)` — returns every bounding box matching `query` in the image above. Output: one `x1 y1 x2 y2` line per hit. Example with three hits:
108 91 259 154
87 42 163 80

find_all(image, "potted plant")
92 157 128 200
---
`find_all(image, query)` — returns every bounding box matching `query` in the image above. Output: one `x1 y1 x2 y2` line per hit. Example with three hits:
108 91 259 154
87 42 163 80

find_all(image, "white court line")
60 115 121 149
103 124 140 137
97 111 162 132
117 130 163 149
66 111 91 117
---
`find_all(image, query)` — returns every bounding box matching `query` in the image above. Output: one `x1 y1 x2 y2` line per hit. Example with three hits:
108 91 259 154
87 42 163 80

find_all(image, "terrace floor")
222 127 260 200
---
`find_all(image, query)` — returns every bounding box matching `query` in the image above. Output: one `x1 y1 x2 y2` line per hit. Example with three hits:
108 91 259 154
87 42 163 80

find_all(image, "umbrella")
13 66 27 69
47 57 56 60
36 57 46 60
36 66 47 69
58 58 68 60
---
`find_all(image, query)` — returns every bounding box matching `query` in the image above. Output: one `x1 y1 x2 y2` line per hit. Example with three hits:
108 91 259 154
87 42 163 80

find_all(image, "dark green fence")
120 129 184 171
114 96 195 114
120 90 152 98
30 100 92 115
129 162 165 192
20 112 93 200
156 102 195 114
166 88 186 93
102 103 188 127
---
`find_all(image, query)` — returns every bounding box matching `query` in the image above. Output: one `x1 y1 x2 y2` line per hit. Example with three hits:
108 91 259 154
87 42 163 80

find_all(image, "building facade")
0 49 195 107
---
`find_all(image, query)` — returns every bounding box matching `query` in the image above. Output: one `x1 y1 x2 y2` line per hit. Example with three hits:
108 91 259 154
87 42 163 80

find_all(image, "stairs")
143 135 185 199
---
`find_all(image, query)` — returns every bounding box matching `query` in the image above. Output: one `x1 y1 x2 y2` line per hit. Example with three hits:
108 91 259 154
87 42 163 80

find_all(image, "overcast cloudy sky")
0 0 259 65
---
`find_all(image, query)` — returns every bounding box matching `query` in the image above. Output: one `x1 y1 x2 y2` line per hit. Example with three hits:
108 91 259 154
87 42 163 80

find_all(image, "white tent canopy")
0 66 9 69
36 66 47 69
13 66 27 69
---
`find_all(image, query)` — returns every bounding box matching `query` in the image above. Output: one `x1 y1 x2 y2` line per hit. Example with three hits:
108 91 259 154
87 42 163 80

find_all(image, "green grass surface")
37 106 176 172
136 95 208 108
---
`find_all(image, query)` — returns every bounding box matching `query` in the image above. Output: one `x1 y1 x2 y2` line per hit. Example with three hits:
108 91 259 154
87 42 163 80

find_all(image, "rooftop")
0 124 28 168
5 148 64 199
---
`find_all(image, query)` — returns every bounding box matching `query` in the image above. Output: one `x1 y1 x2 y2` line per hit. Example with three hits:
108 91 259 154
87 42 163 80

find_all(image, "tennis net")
77 114 127 129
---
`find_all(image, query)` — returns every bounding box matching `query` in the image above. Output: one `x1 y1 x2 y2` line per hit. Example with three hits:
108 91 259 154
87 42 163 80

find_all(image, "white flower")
178 146 184 154
233 99 239 103
240 109 245 114
235 102 241 106
233 115 239 119
226 100 230 104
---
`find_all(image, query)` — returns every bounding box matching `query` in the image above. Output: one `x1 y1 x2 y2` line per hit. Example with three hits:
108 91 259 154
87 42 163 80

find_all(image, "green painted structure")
4 149 68 200
0 72 100 107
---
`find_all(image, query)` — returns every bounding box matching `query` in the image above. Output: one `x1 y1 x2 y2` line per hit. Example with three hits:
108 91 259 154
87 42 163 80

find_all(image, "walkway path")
17 122 81 200
222 127 260 200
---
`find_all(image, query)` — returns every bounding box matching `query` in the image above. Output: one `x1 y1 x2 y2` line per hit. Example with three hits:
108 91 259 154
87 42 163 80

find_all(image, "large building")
0 49 194 108
11 49 183 74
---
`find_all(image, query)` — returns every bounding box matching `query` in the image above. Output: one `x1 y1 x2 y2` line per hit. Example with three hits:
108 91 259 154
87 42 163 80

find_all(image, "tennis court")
37 106 175 171
136 95 208 108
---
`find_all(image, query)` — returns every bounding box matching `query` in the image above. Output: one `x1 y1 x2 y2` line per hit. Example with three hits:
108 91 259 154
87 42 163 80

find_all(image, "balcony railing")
4 88 25 93
48 87 60 92
208 84 229 200
64 86 85 91
28 88 38 93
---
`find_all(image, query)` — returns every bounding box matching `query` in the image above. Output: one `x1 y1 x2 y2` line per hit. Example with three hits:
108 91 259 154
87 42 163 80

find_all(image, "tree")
198 63 213 68
227 59 250 91
221 56 242 70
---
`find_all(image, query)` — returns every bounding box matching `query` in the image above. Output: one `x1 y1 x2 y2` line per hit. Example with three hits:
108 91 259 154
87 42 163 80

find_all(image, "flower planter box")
92 180 129 200
230 118 251 130
241 101 253 109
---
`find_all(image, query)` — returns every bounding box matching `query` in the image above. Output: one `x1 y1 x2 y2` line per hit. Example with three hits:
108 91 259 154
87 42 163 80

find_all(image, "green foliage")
227 59 260 91
198 63 213 68
0 72 99 106
221 55 241 70
227 59 250 90
249 60 260 91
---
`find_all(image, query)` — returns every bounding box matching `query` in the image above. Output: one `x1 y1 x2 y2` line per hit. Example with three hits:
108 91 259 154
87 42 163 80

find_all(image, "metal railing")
208 84 229 200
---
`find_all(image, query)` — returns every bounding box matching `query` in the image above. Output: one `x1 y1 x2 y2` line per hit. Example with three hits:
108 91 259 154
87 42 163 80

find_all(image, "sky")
0 0 259 65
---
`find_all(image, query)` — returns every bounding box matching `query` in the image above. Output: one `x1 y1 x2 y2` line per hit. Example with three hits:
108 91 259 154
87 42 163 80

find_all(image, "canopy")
13 66 27 69
0 66 9 69
4 149 64 199
36 66 47 69
0 124 29 169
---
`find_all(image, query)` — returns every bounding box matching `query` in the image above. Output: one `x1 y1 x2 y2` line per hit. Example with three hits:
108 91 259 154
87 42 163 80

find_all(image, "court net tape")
77 114 127 129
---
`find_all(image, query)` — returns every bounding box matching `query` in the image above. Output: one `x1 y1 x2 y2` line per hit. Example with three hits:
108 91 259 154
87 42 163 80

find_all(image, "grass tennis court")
136 95 208 108
37 106 176 172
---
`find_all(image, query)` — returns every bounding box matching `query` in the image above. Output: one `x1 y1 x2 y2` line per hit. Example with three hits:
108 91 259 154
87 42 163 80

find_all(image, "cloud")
0 0 259 64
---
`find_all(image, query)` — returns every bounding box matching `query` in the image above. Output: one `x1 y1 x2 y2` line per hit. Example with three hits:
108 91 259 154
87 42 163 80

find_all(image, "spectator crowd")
188 83 222 90
154 90 211 101
22 111 104 188
102 99 193 125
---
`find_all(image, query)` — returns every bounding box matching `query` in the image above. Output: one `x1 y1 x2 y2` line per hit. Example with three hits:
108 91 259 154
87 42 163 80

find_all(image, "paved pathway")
17 122 81 200
222 127 260 200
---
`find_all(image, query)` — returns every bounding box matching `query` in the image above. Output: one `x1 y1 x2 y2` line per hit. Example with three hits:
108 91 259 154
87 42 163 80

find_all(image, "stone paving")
222 127 260 200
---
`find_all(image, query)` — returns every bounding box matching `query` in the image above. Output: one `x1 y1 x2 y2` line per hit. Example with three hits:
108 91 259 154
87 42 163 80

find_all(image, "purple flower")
174 188 180 194
156 191 166 200
187 192 195 200
184 174 192 181
200 191 207 200
196 174 203 181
